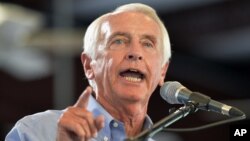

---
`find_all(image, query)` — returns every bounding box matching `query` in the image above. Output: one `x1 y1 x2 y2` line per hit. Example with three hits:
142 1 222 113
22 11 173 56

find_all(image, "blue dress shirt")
5 95 154 141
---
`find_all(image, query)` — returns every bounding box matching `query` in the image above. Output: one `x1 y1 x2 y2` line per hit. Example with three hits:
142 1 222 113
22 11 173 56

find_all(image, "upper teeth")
130 69 138 72
124 76 142 82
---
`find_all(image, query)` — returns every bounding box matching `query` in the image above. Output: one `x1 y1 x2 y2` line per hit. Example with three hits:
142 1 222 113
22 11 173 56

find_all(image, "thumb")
95 115 105 131
74 86 92 108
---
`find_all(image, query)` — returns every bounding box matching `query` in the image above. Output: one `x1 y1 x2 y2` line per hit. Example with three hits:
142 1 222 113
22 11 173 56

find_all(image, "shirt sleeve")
5 110 60 141
5 121 29 141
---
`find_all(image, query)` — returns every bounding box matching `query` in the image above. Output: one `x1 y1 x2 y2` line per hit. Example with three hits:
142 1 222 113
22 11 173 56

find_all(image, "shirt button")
103 136 109 141
113 122 119 128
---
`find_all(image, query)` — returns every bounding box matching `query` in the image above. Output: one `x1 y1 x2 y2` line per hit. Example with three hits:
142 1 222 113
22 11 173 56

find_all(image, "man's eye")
113 39 124 45
143 42 153 48
109 38 127 50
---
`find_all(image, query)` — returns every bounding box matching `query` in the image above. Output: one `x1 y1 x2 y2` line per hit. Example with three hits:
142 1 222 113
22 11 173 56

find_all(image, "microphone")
160 81 244 117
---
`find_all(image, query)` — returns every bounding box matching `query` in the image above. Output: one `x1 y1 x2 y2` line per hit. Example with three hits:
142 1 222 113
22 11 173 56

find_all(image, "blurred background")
0 0 249 140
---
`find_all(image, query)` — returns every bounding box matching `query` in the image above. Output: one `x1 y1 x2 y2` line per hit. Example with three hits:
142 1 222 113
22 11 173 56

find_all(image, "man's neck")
97 95 148 137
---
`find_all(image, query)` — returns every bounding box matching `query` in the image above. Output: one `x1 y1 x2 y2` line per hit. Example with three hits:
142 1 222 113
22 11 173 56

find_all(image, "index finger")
74 86 93 108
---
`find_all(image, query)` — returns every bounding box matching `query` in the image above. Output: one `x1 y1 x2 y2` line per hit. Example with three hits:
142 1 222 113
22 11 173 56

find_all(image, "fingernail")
102 122 105 128
93 132 98 138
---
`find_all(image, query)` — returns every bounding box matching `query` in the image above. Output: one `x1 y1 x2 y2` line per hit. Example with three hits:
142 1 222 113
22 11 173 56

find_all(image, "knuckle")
75 124 86 137
81 119 86 124
85 111 93 118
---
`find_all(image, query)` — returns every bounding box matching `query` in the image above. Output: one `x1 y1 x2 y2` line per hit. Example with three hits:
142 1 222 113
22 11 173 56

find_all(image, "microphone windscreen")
160 81 182 104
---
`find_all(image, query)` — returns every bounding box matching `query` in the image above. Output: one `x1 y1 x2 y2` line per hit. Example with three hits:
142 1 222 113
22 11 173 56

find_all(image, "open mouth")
119 69 145 82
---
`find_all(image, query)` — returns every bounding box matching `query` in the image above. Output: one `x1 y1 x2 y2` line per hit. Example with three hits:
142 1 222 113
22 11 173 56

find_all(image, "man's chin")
119 92 148 103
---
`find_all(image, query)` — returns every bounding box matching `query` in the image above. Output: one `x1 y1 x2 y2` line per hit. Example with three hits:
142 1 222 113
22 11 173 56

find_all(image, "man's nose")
124 41 143 61
125 52 143 61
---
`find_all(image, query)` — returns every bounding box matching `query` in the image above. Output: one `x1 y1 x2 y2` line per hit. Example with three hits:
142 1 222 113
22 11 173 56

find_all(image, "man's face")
90 12 168 104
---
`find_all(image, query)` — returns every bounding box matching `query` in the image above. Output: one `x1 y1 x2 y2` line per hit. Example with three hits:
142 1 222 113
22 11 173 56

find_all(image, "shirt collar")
87 95 153 130
87 95 114 123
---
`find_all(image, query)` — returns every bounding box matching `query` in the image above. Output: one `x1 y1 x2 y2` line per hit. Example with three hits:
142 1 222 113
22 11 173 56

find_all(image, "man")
6 3 171 141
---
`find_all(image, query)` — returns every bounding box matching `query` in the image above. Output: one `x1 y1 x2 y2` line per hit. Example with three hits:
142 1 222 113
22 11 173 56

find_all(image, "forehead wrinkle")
103 12 161 47
109 31 157 40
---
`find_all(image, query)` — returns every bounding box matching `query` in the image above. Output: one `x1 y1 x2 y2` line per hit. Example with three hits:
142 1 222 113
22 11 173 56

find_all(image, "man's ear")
159 63 169 86
81 52 95 79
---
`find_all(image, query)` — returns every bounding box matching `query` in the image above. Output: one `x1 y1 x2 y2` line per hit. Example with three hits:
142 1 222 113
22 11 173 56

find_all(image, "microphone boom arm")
125 102 198 141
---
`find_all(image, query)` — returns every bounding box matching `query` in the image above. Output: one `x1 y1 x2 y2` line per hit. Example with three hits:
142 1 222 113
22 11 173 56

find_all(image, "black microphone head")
160 81 183 104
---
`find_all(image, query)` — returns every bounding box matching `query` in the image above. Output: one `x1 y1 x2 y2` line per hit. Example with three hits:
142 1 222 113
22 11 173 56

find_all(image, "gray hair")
83 3 171 90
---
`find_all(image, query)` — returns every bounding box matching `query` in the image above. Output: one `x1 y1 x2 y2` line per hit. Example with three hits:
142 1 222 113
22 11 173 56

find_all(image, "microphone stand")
125 102 198 141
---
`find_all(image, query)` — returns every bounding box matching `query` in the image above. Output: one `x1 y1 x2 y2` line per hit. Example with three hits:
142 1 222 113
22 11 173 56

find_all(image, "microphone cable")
162 112 246 132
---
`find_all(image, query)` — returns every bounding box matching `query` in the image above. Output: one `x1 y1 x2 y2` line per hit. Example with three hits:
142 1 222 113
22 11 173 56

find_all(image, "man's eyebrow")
141 34 157 43
107 32 157 44
108 32 131 41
